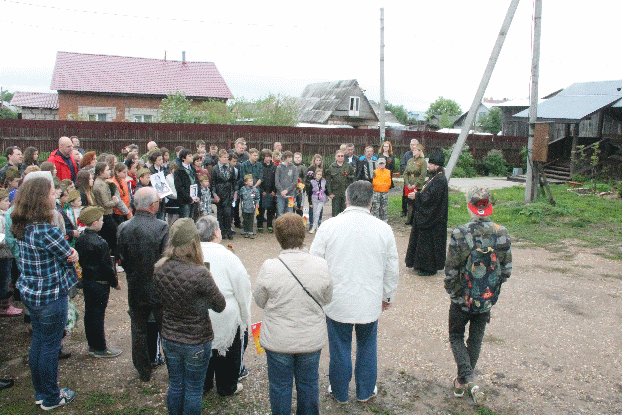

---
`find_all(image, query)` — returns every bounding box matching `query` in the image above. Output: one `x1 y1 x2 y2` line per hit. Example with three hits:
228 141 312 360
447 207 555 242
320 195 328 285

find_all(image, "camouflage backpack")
461 223 502 313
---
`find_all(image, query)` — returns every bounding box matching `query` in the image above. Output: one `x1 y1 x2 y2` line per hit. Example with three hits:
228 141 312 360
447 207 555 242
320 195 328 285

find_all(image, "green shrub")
482 149 508 176
443 145 477 178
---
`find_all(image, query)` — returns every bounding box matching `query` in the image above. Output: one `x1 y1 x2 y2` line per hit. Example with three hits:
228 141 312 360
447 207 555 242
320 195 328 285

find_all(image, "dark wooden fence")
0 119 527 166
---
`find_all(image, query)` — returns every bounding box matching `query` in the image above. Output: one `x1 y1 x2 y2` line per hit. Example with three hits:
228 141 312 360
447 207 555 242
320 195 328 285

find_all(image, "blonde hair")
155 236 204 269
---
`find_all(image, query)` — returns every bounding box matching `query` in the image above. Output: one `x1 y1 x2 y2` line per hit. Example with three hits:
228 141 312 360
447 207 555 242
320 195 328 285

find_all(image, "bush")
482 149 508 176
443 146 477 178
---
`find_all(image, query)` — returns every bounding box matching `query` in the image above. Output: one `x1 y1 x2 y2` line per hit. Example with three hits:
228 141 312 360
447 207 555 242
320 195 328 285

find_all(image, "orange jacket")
373 168 391 193
112 177 130 217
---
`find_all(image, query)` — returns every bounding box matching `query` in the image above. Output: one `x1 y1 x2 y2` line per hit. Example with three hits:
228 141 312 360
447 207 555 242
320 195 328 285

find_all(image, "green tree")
158 91 195 123
426 96 462 128
477 107 502 134
230 94 298 126
0 90 17 119
385 103 412 125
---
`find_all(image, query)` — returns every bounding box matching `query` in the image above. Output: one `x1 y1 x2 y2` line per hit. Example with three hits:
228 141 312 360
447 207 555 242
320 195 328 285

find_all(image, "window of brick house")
134 115 153 122
88 113 107 122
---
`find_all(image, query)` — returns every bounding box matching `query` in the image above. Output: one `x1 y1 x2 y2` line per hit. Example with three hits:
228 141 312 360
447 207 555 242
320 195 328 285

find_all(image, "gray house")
10 92 59 120
297 79 378 128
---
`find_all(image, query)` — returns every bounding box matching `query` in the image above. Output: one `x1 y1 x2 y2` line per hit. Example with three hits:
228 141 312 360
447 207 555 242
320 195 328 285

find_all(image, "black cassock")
405 171 449 273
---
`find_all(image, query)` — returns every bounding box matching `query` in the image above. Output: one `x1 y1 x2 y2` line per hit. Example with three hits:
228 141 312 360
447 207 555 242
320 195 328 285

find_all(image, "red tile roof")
51 51 232 100
10 92 59 109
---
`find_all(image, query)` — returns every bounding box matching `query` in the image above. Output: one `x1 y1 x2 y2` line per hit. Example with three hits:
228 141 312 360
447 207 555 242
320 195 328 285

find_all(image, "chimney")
182 51 186 63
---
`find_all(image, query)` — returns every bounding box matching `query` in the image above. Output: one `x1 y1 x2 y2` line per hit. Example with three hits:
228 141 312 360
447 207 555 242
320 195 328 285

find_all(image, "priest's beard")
428 166 444 176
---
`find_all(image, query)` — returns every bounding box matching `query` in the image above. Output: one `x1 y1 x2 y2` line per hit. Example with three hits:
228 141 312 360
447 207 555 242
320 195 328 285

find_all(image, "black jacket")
211 162 238 203
259 161 277 195
75 229 117 287
174 165 201 205
117 211 169 307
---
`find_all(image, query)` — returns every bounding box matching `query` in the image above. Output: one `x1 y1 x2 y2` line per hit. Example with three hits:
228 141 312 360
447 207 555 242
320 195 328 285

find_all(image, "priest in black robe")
405 149 449 276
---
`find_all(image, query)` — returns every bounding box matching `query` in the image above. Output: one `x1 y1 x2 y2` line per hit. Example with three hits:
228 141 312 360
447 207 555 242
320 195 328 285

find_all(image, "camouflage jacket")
326 162 355 197
444 216 512 307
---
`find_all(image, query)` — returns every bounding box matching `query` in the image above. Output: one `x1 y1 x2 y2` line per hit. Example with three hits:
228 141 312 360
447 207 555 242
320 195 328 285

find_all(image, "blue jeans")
276 195 293 218
25 296 68 407
326 317 378 402
162 339 212 415
178 203 193 219
266 350 321 415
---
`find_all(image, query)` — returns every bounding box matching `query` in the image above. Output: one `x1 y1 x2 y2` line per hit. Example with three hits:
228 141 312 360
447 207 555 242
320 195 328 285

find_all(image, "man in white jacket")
309 180 399 404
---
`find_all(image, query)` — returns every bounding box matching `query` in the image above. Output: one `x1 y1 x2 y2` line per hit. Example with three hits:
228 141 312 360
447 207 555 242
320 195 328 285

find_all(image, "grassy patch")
390 184 622 258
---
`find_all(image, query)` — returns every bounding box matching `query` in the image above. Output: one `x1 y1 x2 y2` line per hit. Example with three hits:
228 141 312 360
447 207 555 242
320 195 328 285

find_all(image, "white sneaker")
234 382 244 394
309 227 316 234
357 385 378 402
116 265 124 273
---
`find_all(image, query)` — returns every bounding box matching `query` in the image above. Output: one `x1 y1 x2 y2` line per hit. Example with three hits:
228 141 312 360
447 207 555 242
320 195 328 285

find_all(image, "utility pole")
445 0 520 180
379 7 386 145
525 0 542 202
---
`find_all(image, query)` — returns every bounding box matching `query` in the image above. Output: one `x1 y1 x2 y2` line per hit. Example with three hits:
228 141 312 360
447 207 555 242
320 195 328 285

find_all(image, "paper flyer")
150 171 173 199
251 322 265 354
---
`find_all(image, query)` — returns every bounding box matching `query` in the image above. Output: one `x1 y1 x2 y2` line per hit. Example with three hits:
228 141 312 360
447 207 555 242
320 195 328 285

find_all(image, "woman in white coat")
253 213 332 415
196 215 252 396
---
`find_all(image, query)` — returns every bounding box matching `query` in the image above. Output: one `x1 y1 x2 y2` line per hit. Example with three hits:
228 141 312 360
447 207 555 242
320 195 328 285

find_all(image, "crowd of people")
0 134 512 415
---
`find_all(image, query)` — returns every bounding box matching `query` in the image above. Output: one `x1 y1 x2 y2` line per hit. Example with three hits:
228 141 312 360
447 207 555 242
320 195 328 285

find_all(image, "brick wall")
58 92 165 121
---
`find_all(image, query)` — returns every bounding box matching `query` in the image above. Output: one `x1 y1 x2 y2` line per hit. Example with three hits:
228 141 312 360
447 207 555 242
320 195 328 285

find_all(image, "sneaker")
467 382 486 404
234 383 243 394
0 304 23 316
116 265 124 273
35 393 44 405
238 367 249 381
257 227 263 233
244 233 249 238
453 377 465 397
151 356 165 368
92 348 122 358
327 385 347 404
0 378 14 390
249 233 255 239
40 388 75 411
357 385 378 402
267 227 273 233
309 227 316 234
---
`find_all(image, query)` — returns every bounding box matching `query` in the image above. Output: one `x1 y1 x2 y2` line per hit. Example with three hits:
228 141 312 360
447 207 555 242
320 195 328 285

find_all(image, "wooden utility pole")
525 0 542 202
445 0 520 180
379 7 386 145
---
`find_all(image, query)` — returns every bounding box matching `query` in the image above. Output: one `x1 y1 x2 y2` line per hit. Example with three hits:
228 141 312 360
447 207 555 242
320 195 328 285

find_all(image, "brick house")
51 51 233 122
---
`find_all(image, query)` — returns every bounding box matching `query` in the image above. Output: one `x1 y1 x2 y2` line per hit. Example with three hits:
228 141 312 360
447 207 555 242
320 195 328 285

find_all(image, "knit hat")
67 189 81 203
243 174 253 181
0 188 9 201
428 149 445 166
79 206 104 225
169 218 199 247
467 186 493 216
4 166 21 181
60 179 73 192
137 168 151 178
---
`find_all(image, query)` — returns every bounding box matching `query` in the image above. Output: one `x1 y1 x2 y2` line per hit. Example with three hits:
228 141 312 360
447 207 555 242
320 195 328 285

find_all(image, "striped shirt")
15 223 77 306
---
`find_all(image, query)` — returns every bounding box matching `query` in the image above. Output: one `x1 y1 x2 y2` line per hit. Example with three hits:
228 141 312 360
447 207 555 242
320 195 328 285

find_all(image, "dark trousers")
82 280 110 351
448 302 490 384
401 193 408 215
99 214 118 256
331 196 346 217
242 212 254 234
216 200 233 236
232 198 241 228
257 195 275 229
205 326 243 396
129 304 163 379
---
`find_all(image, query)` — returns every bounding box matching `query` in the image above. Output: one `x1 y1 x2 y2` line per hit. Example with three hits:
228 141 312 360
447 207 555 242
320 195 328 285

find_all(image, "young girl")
305 154 324 228
75 170 95 207
309 169 327 234
3 167 21 203
0 188 21 316
65 190 83 230
111 162 132 224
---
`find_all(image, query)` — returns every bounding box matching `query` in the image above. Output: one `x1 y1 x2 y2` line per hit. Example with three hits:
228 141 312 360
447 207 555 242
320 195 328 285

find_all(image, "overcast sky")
1 0 621 112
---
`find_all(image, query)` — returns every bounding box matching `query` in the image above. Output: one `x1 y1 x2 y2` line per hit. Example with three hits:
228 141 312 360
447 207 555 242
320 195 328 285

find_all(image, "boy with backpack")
444 186 512 404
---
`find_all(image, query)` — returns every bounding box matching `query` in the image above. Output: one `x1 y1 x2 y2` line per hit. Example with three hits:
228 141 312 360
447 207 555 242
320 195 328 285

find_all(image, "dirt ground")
1 195 621 415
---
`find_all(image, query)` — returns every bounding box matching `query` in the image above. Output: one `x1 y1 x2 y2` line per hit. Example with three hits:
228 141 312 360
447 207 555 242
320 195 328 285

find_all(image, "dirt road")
1 210 621 414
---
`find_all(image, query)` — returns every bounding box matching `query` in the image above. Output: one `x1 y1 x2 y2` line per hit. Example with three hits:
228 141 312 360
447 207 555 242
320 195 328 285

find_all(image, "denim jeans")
326 317 377 402
276 195 293 218
448 302 490 384
266 349 321 415
25 296 68 407
178 203 193 219
82 280 110 351
162 339 212 415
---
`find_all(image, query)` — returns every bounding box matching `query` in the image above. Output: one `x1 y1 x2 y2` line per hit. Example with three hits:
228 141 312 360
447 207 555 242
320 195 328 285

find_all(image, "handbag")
277 257 323 309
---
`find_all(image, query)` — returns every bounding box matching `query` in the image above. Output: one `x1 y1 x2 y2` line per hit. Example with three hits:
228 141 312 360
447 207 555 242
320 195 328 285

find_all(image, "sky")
1 0 621 113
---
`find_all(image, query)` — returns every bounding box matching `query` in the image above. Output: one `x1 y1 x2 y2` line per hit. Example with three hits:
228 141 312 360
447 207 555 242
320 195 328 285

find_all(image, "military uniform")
325 162 355 216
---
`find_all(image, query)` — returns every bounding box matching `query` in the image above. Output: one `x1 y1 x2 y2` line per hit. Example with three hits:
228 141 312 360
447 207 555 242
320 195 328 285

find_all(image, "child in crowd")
4 167 21 203
196 140 206 154
275 151 297 217
133 168 151 194
293 152 305 216
111 162 132 224
229 153 242 230
258 150 277 233
240 174 260 238
74 206 122 359
39 161 57 178
198 174 213 216
57 181 79 246
309 169 327 234
272 150 281 166
372 158 391 222
65 190 83 230
0 188 21 317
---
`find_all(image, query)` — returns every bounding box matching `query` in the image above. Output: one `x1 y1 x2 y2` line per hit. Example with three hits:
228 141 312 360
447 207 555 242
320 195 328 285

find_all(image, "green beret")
79 206 104 225
67 189 81 202
0 188 9 201
5 166 21 181
53 176 61 189
169 218 198 247
60 179 73 192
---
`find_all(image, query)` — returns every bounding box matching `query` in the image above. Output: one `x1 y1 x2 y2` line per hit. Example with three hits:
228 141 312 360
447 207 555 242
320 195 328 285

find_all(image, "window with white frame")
349 96 360 116
134 115 153 122
88 113 108 122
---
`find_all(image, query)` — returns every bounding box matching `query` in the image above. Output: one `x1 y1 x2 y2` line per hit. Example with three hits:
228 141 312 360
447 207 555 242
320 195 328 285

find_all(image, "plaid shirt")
15 222 77 306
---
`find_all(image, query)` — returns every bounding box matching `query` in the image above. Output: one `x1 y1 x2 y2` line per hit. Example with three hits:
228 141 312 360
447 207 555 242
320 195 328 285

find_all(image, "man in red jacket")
47 136 78 182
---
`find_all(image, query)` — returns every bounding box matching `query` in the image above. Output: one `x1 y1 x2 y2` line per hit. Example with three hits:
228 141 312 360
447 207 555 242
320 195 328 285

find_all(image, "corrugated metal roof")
50 51 232 99
297 79 359 124
513 80 621 120
10 92 59 109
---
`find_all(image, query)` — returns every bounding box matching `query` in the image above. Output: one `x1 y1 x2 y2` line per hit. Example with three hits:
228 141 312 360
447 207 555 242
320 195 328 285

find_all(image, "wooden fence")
0 119 527 166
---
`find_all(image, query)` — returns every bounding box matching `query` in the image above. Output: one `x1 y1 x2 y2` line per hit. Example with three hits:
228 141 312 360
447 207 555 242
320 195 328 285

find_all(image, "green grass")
390 184 622 258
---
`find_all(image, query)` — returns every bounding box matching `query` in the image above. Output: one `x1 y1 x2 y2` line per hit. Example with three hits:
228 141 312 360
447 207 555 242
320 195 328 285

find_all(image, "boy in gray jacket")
274 151 298 217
